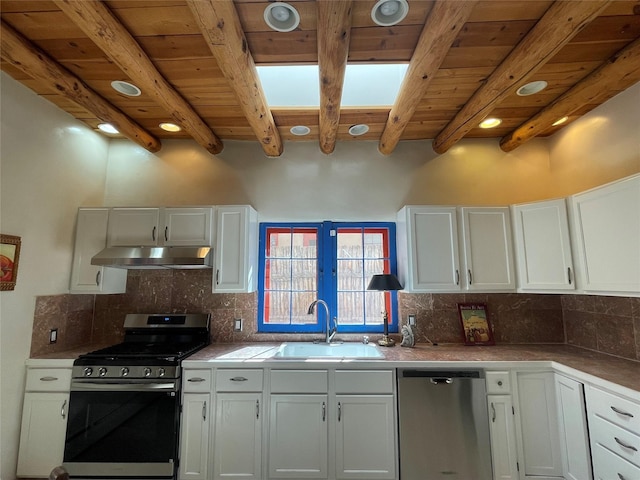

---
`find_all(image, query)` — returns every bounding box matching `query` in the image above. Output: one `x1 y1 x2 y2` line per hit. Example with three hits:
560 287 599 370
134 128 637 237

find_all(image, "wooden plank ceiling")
1 0 639 157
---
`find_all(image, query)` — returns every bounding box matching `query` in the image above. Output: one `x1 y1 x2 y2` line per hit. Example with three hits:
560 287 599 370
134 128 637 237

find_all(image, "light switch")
408 314 416 326
49 328 58 343
234 319 243 332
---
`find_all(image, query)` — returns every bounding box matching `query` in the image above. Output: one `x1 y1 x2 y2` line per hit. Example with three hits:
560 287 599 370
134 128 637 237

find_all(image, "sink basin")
273 342 384 359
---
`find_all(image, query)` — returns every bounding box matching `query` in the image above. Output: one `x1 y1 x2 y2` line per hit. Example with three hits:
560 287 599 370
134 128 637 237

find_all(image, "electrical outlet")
49 328 58 344
408 314 416 326
233 319 243 332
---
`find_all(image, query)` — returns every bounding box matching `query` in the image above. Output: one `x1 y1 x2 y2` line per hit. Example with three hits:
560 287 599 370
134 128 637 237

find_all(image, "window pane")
337 230 362 258
337 259 364 291
365 291 385 325
291 292 317 324
267 229 292 258
264 291 291 324
291 259 317 292
364 259 388 279
266 259 292 291
292 230 317 258
337 292 364 325
364 231 385 258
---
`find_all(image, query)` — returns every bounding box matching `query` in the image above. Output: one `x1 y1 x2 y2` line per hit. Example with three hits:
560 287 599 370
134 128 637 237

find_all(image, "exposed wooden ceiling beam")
186 0 283 158
317 0 353 155
0 20 161 153
500 38 640 152
378 0 478 155
52 0 223 155
431 0 611 154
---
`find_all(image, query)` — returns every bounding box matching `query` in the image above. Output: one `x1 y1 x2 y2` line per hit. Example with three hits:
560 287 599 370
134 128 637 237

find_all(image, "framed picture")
457 303 495 346
1 234 22 291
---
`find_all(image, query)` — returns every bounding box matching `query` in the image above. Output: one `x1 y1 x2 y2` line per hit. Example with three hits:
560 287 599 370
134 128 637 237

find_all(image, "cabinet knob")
497 380 503 386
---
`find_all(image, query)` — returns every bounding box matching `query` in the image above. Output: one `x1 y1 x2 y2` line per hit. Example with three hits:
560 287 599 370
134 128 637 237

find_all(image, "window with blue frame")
258 221 398 334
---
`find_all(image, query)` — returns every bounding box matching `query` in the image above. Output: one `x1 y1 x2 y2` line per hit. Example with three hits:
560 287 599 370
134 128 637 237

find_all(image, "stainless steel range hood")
91 246 213 269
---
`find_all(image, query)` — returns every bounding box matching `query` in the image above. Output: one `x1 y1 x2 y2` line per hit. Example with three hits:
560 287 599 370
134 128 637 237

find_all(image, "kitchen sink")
273 342 384 359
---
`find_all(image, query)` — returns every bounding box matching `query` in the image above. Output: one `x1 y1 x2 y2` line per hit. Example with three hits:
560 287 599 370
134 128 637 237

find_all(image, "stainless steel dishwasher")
397 369 492 479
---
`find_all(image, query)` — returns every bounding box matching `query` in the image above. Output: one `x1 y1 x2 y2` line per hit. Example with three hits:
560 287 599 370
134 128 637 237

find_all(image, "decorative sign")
457 303 495 346
1 234 21 291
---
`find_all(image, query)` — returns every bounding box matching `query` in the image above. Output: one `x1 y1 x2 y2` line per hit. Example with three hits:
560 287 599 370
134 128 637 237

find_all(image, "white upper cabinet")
107 207 213 247
213 205 258 293
460 207 516 291
512 199 575 291
570 174 640 294
397 206 515 292
70 208 127 294
397 206 461 291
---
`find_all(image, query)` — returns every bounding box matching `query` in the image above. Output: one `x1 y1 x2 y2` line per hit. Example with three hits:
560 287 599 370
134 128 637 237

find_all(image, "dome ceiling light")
479 117 502 129
290 125 311 136
371 0 409 27
97 123 119 134
348 124 369 136
111 80 141 97
264 2 300 32
516 80 548 96
159 122 182 132
552 116 569 126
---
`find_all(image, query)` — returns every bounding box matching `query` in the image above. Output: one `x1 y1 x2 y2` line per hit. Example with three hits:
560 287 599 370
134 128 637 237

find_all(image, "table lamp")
367 273 403 347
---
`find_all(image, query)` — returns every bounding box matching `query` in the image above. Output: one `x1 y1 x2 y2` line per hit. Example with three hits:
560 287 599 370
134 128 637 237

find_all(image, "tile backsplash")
30 270 640 362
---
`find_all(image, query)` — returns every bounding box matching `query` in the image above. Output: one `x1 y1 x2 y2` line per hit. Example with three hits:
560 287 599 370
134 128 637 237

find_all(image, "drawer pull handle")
40 376 59 382
614 437 638 452
188 377 206 383
338 402 342 422
611 406 634 418
618 474 626 480
491 402 496 423
230 376 248 382
256 400 260 419
61 400 67 419
322 401 326 422
202 401 207 421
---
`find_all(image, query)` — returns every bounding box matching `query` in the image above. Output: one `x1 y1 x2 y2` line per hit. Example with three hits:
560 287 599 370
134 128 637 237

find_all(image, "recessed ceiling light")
552 116 569 127
290 125 311 136
516 81 548 96
159 122 182 132
264 2 300 32
348 124 369 136
111 80 141 97
479 118 502 129
371 0 409 26
97 123 119 134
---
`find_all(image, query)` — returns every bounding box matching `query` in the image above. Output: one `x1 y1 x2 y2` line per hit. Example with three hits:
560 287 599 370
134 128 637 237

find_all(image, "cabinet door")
515 372 562 477
108 208 160 246
269 394 328 479
460 207 516 291
17 392 69 477
554 375 591 480
179 393 210 480
70 208 127 293
335 395 396 480
214 206 257 293
397 207 461 291
487 395 519 480
213 393 262 479
512 199 575 291
571 174 640 293
163 208 212 246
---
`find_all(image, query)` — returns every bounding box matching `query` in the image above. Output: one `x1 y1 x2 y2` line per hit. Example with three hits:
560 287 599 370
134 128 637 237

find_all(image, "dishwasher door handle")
430 378 453 385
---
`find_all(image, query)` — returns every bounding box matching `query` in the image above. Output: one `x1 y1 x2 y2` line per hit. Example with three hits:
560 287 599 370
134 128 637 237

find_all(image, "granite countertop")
30 342 640 396
185 342 640 395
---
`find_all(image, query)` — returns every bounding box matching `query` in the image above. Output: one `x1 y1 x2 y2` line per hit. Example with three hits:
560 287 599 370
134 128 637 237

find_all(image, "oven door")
63 380 179 478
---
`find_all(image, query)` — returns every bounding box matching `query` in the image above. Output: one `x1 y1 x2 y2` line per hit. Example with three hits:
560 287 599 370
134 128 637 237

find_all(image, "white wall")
0 72 110 480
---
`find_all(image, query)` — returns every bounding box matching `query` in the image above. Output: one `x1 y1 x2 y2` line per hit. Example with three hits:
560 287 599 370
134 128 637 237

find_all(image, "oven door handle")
71 380 178 392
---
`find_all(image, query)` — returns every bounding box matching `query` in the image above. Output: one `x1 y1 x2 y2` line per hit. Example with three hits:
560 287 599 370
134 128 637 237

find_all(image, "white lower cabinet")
179 393 210 480
513 371 563 479
213 393 262 479
487 395 519 480
269 394 329 479
554 374 591 480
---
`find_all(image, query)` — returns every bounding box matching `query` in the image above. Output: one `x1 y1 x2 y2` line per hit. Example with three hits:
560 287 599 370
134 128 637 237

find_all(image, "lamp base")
378 335 396 347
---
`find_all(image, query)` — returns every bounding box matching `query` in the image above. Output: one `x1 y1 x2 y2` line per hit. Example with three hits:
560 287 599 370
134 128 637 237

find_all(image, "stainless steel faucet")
307 299 337 344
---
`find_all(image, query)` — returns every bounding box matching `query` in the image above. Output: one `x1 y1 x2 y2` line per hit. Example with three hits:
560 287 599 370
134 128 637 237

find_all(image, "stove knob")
120 367 129 377
157 368 166 377
98 367 108 377
83 367 93 377
143 367 152 377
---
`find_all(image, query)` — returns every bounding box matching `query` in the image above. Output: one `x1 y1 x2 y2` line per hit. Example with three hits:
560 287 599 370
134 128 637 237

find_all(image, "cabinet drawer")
25 368 72 392
592 441 640 480
270 370 328 393
485 371 511 394
587 385 640 433
183 369 212 392
335 370 394 394
216 369 263 392
590 414 640 467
